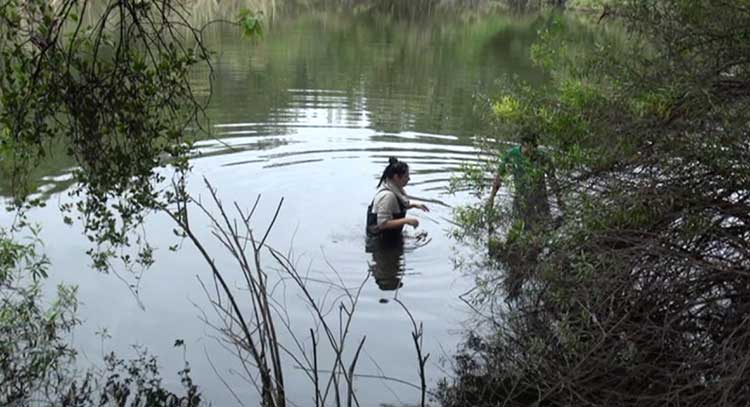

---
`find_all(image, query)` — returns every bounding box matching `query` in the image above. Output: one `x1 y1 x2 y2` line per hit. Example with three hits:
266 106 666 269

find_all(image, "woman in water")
366 157 429 244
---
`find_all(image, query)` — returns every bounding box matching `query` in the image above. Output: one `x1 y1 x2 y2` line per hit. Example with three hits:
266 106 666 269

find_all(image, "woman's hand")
405 218 420 228
411 203 429 212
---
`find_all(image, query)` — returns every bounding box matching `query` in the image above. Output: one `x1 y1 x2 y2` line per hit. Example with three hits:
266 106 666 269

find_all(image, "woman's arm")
375 191 420 229
380 217 419 229
409 202 429 212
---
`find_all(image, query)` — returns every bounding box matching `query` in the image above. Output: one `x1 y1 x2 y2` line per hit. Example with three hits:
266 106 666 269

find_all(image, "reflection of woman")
368 242 405 291
366 157 429 244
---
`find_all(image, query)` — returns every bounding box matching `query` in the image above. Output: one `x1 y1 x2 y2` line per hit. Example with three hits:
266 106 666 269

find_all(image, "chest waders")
366 189 407 244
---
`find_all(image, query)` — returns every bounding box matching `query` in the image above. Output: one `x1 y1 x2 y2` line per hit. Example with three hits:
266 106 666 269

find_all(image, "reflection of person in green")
488 132 564 231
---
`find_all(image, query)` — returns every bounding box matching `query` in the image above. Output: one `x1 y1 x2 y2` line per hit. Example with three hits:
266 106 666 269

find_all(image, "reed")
167 178 433 406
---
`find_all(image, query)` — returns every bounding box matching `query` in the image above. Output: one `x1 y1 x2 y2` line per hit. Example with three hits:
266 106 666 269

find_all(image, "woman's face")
393 170 410 188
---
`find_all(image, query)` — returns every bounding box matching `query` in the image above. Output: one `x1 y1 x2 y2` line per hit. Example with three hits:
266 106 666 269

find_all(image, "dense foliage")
443 1 750 406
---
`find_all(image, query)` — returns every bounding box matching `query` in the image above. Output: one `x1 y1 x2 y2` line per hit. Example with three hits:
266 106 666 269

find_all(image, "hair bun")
388 157 398 165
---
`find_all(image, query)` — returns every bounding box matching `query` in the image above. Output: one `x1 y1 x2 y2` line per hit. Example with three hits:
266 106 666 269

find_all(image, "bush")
443 2 750 406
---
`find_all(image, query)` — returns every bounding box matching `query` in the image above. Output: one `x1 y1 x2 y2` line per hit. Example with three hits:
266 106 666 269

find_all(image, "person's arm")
488 171 502 206
380 217 419 229
489 149 512 206
409 202 429 212
376 193 420 229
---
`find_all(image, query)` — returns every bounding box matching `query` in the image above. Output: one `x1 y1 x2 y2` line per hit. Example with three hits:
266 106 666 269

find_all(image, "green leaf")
238 8 264 39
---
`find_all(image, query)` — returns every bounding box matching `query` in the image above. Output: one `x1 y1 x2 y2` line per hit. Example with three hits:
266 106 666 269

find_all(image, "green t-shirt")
499 145 551 209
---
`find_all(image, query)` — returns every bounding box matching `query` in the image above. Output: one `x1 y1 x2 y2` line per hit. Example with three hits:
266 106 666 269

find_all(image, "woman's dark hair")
377 157 409 187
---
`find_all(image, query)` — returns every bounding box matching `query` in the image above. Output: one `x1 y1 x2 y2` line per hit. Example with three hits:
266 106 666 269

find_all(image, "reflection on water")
365 237 405 296
367 231 432 303
369 239 405 294
2 8 550 199
192 9 547 141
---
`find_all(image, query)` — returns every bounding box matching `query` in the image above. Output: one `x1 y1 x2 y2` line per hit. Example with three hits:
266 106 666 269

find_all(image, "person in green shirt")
488 132 564 230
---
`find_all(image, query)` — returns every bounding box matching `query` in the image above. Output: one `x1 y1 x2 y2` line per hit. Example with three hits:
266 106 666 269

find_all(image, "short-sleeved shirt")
499 146 551 215
372 185 409 226
500 146 549 189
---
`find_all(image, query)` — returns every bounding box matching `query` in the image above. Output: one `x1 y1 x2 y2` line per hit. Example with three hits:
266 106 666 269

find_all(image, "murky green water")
1 8 551 406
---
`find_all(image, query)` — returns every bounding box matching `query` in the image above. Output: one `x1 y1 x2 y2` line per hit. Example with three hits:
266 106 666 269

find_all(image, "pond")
1 7 549 406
